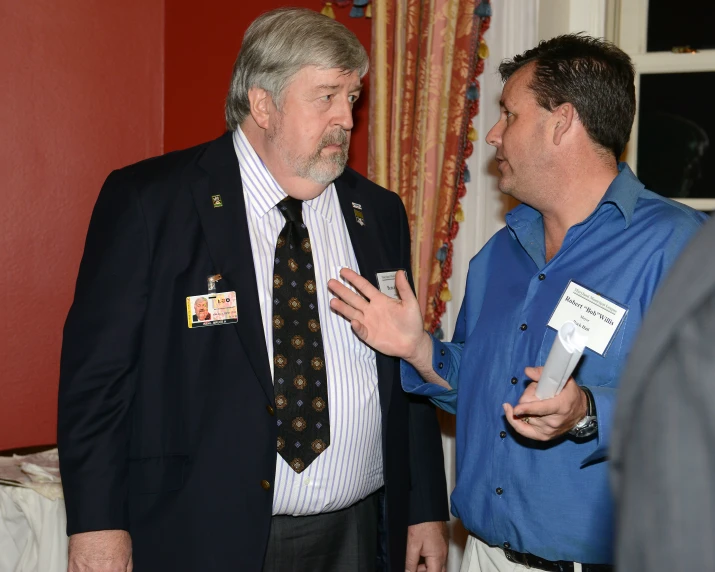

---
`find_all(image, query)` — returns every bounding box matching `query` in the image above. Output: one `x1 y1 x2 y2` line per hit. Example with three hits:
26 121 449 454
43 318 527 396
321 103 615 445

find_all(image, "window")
612 0 715 210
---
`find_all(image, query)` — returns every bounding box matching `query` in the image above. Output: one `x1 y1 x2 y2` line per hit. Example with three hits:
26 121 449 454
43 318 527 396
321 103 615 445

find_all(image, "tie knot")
278 197 304 223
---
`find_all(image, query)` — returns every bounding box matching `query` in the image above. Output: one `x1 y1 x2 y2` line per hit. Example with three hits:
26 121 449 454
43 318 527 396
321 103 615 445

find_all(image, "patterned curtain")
369 0 491 335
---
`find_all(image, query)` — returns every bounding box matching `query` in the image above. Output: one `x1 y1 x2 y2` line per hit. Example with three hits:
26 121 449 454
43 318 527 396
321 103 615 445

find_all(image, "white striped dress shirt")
232 128 383 516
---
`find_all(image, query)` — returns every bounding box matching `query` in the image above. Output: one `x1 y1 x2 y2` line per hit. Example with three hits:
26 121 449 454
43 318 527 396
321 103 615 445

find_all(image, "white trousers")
460 535 583 572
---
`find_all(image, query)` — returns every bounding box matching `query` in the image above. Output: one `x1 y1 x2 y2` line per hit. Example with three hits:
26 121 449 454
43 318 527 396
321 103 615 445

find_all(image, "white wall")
538 0 606 42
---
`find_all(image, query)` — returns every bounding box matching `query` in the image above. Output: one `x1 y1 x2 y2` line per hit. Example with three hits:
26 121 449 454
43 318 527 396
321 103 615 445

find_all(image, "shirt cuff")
581 385 613 465
400 337 458 414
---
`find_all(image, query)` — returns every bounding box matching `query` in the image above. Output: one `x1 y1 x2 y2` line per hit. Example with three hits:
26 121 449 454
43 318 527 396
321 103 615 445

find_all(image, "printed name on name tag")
376 270 404 300
547 281 627 356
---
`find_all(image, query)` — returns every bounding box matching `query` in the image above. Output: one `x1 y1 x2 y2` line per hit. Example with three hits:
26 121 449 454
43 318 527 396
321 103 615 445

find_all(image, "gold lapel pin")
352 202 365 227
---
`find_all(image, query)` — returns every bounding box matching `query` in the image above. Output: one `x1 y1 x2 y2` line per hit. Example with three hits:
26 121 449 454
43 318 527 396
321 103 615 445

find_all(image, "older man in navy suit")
58 8 448 572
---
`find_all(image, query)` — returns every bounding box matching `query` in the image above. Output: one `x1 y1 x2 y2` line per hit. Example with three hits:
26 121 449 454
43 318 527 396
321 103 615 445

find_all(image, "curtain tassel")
321 2 336 18
478 40 490 59
476 1 492 17
436 244 448 263
439 288 453 302
350 0 368 17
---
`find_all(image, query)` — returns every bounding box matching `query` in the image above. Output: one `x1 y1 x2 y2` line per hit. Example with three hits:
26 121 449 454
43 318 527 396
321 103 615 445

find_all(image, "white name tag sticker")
376 270 403 300
547 281 627 356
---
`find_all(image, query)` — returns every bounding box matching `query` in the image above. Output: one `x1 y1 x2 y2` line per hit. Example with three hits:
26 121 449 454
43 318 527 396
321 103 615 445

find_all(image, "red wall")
165 1 372 174
0 1 164 450
0 3 371 451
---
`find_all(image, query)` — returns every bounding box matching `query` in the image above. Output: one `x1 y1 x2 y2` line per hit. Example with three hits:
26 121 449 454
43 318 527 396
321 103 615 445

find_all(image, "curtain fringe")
428 1 492 335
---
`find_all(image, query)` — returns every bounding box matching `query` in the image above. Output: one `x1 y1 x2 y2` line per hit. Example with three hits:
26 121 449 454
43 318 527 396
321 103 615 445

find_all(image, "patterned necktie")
272 197 330 473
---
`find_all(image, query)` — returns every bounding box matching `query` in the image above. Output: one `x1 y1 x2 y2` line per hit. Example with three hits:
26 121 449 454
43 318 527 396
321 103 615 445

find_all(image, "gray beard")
271 122 350 186
293 145 349 186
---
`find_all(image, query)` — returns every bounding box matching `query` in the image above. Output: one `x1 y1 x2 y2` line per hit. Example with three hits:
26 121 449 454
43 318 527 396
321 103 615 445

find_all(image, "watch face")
573 418 598 438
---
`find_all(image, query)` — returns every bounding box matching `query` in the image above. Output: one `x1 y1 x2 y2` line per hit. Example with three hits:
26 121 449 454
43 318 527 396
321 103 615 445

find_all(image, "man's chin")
497 178 515 196
305 161 346 186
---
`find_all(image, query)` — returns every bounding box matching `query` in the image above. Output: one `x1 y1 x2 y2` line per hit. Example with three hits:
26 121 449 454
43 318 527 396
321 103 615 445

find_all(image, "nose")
333 96 354 131
486 119 503 148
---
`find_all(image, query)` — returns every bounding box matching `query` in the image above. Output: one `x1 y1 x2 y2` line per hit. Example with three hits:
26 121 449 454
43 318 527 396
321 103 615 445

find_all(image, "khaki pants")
460 535 583 572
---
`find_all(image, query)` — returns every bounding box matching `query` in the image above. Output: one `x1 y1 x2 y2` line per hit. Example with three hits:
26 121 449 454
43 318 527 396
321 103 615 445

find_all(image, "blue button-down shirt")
403 164 706 564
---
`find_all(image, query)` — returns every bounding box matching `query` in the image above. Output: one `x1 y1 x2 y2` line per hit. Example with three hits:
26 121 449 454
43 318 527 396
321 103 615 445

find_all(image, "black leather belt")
502 546 613 571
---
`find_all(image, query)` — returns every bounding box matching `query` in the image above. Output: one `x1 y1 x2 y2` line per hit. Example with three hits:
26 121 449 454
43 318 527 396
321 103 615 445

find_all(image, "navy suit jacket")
58 132 448 571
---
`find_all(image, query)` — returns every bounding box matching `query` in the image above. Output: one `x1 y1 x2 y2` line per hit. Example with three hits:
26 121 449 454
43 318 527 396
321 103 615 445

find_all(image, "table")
0 449 68 572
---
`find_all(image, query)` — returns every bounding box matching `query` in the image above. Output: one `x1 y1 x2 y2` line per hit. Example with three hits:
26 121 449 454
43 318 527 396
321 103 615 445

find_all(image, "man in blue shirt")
328 34 706 571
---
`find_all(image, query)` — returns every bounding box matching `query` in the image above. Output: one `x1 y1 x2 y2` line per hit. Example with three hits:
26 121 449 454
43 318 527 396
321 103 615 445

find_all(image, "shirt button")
440 349 446 356
503 541 511 549
511 377 518 385
520 323 528 331
496 487 503 495
538 273 546 281
438 362 444 369
260 480 271 490
500 431 507 438
266 405 275 416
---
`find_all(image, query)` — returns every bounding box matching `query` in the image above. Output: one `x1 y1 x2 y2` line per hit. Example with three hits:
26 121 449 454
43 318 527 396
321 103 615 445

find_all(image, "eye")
348 94 360 104
320 94 333 102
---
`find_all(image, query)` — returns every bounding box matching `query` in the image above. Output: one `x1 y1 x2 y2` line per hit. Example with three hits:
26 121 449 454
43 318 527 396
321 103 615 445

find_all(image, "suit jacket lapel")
191 132 273 402
335 171 395 415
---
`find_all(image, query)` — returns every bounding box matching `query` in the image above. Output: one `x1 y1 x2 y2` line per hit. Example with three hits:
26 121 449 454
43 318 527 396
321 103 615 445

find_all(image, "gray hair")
225 8 369 130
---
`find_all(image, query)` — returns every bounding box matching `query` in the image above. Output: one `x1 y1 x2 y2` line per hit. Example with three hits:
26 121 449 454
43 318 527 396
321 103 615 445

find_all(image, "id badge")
375 269 405 300
186 291 238 328
547 280 627 356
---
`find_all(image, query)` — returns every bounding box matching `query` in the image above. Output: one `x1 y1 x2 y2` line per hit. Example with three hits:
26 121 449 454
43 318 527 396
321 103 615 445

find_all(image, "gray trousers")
263 492 379 572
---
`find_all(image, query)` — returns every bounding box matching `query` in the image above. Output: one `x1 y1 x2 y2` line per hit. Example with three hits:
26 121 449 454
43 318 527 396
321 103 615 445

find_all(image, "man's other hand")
68 530 133 572
405 521 449 572
502 366 588 441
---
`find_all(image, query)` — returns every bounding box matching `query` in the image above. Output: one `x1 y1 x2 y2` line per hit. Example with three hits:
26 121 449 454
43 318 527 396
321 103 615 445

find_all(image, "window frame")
612 0 715 210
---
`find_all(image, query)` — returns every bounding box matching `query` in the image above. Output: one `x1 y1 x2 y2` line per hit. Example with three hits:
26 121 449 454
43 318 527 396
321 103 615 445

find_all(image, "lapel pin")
352 202 365 227
212 195 223 208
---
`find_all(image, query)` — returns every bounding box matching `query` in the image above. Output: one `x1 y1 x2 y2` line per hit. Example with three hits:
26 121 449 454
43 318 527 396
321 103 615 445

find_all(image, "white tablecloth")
0 485 67 572
0 450 67 572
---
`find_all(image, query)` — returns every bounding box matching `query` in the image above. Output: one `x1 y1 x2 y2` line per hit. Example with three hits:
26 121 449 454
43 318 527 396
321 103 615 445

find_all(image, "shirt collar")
596 162 644 229
232 127 335 222
506 161 644 237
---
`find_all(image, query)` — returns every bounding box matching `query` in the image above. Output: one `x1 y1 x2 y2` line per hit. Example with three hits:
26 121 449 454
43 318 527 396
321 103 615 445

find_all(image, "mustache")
318 129 348 149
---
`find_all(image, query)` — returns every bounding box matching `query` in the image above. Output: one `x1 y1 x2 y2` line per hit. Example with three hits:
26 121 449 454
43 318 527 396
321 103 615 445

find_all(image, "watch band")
569 386 598 438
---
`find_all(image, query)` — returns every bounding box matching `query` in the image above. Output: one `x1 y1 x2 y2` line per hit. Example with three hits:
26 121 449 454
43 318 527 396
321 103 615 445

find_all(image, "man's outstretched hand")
327 268 426 361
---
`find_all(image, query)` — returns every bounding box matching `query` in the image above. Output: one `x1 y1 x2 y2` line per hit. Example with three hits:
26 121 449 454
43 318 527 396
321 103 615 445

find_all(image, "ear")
552 103 575 145
248 87 273 130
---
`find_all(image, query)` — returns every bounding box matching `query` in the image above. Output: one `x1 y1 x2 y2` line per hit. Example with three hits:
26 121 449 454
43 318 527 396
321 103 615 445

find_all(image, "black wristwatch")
569 386 598 439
